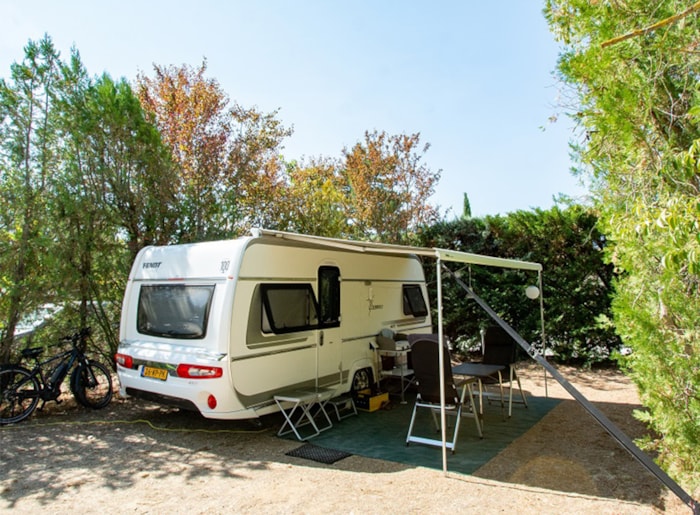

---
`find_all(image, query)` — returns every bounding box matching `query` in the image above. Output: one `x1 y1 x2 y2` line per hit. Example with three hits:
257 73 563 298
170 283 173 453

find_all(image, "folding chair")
405 336 482 453
480 326 528 418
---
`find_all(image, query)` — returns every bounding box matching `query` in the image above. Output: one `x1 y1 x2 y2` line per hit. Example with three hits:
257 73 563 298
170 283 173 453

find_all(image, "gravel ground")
0 362 695 514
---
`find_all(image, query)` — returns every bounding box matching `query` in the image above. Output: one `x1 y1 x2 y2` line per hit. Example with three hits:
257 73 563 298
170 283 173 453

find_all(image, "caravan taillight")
176 364 223 379
115 353 133 369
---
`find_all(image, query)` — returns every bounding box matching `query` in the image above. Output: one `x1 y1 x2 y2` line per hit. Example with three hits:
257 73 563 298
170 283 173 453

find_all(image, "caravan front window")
137 284 215 339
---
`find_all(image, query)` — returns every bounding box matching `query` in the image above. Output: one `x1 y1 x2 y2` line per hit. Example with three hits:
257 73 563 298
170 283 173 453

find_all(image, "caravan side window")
318 266 340 328
260 284 320 334
402 284 428 317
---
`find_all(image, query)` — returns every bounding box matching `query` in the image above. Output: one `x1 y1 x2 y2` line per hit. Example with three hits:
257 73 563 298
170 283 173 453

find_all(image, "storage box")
354 389 389 412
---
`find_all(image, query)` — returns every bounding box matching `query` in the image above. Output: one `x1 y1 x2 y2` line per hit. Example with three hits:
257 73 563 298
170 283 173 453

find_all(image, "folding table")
451 362 507 421
274 387 335 441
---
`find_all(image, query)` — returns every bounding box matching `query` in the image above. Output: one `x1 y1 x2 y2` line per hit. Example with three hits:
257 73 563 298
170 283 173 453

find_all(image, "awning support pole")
537 270 547 398
436 258 448 474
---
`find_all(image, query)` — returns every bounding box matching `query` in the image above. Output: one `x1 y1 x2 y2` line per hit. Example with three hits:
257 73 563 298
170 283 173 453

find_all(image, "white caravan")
115 229 432 420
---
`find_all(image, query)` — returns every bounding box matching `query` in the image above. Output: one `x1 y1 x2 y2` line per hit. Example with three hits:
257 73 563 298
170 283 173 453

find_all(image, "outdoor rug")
285 443 353 464
302 393 560 474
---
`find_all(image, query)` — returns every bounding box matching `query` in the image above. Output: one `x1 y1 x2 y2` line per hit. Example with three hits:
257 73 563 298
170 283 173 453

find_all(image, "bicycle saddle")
21 347 43 359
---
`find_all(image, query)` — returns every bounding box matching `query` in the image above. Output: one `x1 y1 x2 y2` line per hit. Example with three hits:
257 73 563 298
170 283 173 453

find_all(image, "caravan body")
115 230 432 419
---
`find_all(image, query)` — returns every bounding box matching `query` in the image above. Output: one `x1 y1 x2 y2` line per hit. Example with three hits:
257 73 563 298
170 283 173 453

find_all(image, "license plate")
142 366 168 381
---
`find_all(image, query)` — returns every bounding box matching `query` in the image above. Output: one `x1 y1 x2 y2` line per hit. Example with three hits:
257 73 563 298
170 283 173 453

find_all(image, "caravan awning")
253 228 542 272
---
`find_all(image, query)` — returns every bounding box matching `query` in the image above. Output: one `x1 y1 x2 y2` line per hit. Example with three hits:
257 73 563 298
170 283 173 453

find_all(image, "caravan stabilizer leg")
443 266 699 515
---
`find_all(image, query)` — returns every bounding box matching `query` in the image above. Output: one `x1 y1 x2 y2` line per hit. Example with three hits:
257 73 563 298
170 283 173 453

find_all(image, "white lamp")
525 285 540 300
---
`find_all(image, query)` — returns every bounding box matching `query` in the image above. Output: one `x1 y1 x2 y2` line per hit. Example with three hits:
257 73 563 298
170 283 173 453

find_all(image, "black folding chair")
480 326 528 418
405 336 482 453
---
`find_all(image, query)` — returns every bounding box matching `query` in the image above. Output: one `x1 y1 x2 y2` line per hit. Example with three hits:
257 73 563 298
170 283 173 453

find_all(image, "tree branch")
601 1 700 48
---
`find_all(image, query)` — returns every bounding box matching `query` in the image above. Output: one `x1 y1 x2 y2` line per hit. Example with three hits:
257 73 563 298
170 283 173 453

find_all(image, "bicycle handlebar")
60 327 92 345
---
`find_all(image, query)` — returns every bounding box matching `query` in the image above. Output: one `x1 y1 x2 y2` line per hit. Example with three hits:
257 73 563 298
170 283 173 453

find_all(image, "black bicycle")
0 327 113 424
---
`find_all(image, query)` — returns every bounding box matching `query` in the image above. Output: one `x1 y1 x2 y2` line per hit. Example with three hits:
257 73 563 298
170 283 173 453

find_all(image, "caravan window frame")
402 284 428 317
318 266 341 328
136 284 215 339
260 283 321 334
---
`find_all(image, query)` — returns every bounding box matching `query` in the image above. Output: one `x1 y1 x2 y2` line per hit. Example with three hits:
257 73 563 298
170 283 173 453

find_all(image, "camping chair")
480 326 528 418
405 336 482 453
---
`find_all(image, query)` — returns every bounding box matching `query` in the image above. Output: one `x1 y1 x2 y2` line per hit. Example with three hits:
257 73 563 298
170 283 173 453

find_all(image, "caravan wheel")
351 368 373 393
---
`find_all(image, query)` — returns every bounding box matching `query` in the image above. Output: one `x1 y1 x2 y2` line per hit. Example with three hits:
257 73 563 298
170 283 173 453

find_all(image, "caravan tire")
351 367 373 393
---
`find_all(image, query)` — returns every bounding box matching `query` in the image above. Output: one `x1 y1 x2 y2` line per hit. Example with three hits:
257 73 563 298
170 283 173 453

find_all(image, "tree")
1 37 182 361
283 157 350 237
342 130 441 243
49 58 178 356
0 36 62 361
462 193 472 219
499 206 617 363
136 61 292 242
545 0 700 489
418 206 615 362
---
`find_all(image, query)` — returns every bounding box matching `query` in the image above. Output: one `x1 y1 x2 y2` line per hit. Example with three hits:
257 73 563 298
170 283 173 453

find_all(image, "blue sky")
0 1 588 218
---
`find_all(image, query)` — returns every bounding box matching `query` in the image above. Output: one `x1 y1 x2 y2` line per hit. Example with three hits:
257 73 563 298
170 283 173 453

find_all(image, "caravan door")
316 266 342 387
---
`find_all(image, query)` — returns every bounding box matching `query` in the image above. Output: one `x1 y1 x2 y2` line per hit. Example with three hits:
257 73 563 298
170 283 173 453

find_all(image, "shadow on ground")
0 391 679 513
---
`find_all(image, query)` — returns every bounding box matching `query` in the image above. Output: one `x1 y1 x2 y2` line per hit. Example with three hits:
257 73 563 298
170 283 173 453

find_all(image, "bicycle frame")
22 335 88 403
36 350 78 394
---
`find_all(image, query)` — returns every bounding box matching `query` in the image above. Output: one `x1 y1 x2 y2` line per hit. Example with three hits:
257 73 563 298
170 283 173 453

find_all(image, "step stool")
327 394 357 421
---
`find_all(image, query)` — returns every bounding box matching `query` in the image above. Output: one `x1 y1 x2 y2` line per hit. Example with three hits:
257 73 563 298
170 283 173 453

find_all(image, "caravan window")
137 284 215 339
261 284 320 334
402 284 428 317
318 266 340 327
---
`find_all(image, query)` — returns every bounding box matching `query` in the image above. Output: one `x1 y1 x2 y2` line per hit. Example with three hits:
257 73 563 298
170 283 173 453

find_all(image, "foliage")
136 61 292 241
51 65 178 355
136 64 441 244
0 37 178 360
283 156 349 237
342 130 441 243
545 0 700 489
0 36 62 362
418 205 618 364
502 206 617 363
462 193 472 219
282 131 442 243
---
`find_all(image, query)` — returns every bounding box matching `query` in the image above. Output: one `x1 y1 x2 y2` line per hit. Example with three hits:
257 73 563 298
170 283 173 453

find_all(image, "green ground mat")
307 393 560 474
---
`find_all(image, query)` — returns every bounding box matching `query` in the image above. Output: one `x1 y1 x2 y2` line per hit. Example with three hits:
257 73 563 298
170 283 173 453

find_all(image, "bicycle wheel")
0 366 40 424
71 360 113 409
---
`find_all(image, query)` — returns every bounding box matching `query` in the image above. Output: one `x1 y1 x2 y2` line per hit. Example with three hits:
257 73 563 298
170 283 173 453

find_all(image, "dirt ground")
0 362 696 514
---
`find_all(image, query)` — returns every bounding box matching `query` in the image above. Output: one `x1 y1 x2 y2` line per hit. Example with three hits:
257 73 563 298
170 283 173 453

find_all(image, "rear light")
115 353 133 369
207 395 217 409
176 364 223 379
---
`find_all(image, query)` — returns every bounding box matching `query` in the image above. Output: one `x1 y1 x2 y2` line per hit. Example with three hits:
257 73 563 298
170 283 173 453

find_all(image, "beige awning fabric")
253 228 542 272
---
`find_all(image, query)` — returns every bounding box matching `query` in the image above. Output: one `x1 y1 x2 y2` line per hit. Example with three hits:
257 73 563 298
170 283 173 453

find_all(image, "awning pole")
538 270 547 397
436 257 447 474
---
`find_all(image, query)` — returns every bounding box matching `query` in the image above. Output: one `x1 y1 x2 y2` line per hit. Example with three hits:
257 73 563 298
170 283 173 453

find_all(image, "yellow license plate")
142 366 168 381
